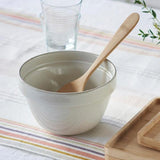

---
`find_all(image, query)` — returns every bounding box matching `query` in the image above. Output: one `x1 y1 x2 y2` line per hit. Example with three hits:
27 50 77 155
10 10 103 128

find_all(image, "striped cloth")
1 7 160 160
0 118 105 160
0 9 116 160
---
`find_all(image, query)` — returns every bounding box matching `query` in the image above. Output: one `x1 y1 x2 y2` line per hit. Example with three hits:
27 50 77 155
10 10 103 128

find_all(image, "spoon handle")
83 13 139 81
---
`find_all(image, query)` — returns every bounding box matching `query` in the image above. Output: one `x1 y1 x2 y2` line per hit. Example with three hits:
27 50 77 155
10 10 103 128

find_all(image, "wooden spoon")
58 13 139 93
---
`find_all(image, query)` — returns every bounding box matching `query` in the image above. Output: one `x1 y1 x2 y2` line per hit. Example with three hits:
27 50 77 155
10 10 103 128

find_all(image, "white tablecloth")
0 0 160 159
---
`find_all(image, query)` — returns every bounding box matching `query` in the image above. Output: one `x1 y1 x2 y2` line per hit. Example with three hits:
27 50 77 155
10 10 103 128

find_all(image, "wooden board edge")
105 98 160 148
137 136 160 151
137 112 160 140
105 147 153 160
137 112 160 151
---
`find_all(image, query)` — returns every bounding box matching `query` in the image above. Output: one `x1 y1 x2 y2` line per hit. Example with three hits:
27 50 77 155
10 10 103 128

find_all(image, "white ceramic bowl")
19 51 116 135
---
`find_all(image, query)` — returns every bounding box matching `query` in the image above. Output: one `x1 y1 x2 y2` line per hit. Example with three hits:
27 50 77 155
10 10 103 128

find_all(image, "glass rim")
41 0 82 8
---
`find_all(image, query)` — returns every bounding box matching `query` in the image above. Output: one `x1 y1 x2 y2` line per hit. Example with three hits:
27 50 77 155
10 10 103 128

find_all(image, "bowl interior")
20 51 116 92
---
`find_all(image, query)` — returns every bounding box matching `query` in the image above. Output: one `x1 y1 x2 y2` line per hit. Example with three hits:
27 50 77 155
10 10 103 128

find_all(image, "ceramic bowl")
19 51 116 135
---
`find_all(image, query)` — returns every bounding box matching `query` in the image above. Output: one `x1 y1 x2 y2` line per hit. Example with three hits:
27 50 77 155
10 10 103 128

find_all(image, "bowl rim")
19 51 116 95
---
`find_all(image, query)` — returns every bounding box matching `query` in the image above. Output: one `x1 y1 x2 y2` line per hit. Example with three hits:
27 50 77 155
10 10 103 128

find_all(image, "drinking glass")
41 0 82 51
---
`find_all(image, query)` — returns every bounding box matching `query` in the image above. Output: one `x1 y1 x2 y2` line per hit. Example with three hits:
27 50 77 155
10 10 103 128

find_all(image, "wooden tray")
137 112 160 151
105 98 160 160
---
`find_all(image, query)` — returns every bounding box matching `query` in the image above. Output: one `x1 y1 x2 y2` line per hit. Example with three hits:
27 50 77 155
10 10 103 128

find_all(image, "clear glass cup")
41 0 82 51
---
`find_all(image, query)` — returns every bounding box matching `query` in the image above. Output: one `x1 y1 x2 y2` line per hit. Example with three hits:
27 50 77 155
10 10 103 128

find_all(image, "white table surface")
0 0 159 159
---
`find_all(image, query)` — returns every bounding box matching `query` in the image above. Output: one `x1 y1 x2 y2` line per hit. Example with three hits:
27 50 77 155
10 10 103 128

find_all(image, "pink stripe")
0 129 104 160
0 11 40 24
80 30 160 50
0 10 160 51
0 118 103 148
